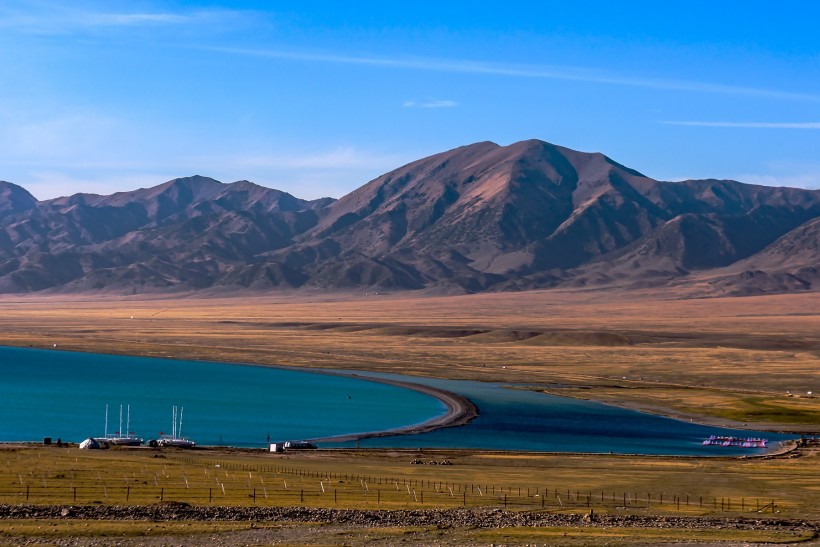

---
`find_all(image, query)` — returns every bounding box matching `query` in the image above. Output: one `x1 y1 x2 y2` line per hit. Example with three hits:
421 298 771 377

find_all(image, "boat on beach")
94 404 144 446
155 405 196 448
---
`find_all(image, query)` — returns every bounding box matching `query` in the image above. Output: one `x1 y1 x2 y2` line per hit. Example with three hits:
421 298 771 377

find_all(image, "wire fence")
0 454 780 514
0 484 779 513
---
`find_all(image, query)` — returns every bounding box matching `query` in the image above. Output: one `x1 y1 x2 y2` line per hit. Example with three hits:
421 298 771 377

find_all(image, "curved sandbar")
303 372 478 444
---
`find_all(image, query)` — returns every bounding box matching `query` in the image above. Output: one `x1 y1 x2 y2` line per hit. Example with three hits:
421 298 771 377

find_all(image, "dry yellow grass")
0 289 817 430
1 445 818 519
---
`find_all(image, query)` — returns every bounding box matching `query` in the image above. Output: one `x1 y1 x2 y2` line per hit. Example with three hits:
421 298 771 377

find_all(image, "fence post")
160 488 163 502
26 485 29 501
209 488 212 503
300 489 304 504
73 487 77 502
127 485 130 502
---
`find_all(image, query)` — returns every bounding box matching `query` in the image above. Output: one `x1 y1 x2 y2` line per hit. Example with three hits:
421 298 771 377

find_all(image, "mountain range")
1 139 818 295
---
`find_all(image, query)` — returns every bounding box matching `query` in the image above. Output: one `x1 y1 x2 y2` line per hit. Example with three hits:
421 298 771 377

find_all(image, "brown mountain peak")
1 140 818 295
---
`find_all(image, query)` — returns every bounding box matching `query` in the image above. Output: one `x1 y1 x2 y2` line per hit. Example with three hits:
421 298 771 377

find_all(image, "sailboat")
95 404 144 446
156 405 196 448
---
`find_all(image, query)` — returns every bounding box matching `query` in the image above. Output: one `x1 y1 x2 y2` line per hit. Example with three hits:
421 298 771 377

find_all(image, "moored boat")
154 405 196 448
702 435 768 448
95 404 143 446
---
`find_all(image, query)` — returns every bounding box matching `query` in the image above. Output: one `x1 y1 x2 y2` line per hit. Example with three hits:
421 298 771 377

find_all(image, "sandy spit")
301 371 479 444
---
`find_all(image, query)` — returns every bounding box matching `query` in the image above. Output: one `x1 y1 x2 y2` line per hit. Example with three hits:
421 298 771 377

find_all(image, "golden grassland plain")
0 288 819 544
3 446 818 516
0 444 818 545
0 288 817 431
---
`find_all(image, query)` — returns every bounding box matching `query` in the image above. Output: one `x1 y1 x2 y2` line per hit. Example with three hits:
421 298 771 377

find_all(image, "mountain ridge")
1 139 818 296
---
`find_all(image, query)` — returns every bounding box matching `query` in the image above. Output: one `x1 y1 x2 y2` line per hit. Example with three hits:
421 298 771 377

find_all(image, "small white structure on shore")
269 441 317 452
79 437 101 450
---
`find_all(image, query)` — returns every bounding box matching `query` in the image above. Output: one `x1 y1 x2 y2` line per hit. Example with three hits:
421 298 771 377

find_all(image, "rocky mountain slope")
1 140 818 295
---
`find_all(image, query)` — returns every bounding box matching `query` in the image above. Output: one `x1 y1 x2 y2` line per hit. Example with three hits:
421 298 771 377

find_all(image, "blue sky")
1 1 818 200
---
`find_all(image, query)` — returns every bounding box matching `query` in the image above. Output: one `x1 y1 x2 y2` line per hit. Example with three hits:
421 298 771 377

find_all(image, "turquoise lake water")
0 346 791 454
0 346 446 446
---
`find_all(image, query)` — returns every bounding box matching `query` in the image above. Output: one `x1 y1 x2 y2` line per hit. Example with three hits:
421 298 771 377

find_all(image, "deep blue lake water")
0 346 791 455
330 372 792 455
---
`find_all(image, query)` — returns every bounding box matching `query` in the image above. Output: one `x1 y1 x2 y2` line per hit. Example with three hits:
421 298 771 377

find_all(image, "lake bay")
0 346 790 454
0 346 446 447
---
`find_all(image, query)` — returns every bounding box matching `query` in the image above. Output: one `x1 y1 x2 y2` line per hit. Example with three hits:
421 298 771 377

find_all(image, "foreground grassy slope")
0 445 818 545
3 445 817 515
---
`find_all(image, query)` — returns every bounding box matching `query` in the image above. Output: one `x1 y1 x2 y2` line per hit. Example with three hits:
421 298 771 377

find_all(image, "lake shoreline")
301 372 479 444
520 387 818 436
0 345 797 452
0 345 479 447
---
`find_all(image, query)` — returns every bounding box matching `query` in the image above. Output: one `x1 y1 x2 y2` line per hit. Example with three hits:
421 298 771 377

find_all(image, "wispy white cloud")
213 147 406 171
403 99 458 108
734 160 820 189
4 146 405 201
737 173 820 189
22 171 179 201
0 2 247 34
200 46 820 102
0 110 121 161
667 162 820 190
0 100 409 199
179 146 416 199
661 121 820 129
83 13 190 27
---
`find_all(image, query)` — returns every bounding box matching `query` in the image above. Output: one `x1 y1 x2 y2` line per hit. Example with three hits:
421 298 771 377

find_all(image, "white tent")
79 437 101 450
